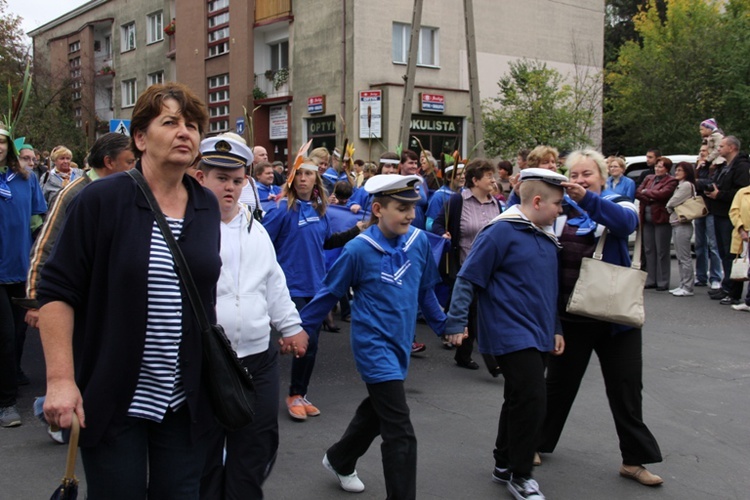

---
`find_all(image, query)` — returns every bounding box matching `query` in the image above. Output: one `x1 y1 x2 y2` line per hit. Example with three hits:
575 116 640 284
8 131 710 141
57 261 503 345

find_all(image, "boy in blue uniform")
445 168 567 500
299 174 462 499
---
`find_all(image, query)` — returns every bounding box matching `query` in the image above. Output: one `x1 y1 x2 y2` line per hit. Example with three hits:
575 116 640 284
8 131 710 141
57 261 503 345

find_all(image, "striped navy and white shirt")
128 217 186 422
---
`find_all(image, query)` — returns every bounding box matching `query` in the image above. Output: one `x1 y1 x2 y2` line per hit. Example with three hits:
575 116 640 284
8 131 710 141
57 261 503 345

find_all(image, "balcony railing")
254 69 290 99
256 0 291 23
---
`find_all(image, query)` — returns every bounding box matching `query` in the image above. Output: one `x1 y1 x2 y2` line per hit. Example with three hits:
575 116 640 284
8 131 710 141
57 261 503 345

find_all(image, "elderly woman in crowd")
666 162 698 297
605 156 636 201
537 149 663 486
526 145 559 171
38 82 221 499
636 157 678 290
42 145 84 205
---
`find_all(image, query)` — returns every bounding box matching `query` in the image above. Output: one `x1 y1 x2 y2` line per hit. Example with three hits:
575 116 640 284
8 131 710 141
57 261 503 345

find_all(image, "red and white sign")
307 95 325 114
420 93 445 113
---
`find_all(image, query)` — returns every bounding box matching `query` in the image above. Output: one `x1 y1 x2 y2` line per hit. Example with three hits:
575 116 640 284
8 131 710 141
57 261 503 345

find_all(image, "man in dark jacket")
705 136 750 304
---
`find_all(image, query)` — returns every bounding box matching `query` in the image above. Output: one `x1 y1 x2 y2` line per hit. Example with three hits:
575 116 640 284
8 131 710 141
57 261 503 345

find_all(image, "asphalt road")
4 260 750 499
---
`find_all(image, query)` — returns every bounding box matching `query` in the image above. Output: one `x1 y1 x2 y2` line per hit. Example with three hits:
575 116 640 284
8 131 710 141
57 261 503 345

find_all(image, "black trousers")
0 283 24 406
539 320 662 465
80 406 210 500
493 348 547 477
201 343 280 500
327 380 417 500
714 215 744 298
452 295 499 373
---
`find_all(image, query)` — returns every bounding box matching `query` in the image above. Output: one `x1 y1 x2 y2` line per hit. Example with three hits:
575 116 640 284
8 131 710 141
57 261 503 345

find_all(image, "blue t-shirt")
458 215 559 355
0 171 47 282
322 167 349 194
262 199 332 297
302 225 442 383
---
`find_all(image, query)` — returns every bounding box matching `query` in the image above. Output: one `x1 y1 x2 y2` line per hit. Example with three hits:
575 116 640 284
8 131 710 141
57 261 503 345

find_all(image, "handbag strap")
126 169 211 333
64 412 80 480
591 219 643 271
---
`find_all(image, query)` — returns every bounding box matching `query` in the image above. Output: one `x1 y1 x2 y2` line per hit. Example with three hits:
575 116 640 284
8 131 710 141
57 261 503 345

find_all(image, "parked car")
625 154 698 186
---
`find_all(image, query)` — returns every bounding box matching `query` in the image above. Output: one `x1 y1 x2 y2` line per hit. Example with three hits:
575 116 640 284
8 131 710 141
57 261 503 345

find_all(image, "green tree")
0 1 86 158
604 0 750 155
482 59 595 160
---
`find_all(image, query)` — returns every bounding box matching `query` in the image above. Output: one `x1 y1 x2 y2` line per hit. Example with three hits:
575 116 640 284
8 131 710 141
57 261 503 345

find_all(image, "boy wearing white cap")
445 168 567 500
298 175 462 499
195 134 309 499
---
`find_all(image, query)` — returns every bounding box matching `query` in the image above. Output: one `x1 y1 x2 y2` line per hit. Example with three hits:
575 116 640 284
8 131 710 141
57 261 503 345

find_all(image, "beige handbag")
730 243 749 281
673 185 708 222
566 224 647 328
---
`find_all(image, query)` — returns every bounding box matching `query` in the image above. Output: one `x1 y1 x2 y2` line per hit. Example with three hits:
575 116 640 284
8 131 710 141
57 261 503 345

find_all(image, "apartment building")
30 0 603 163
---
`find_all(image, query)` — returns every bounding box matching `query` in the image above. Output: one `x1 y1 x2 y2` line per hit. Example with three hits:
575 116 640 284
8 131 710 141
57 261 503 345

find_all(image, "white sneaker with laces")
671 288 694 297
669 287 682 294
731 303 750 312
507 476 545 500
323 454 365 493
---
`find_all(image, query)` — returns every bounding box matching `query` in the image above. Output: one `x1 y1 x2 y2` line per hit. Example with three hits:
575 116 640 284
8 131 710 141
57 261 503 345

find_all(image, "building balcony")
254 69 290 99
256 0 291 24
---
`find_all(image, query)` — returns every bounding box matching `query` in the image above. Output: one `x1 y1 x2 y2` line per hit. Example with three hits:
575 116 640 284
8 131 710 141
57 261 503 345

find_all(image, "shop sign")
420 93 445 113
307 95 325 114
359 90 382 139
307 115 336 137
409 116 462 133
269 105 287 140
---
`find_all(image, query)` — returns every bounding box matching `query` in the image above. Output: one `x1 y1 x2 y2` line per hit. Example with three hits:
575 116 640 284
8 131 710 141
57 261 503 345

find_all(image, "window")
209 105 229 117
147 12 163 44
75 108 82 117
148 71 164 86
269 40 289 71
208 0 229 12
68 41 80 53
208 74 229 88
104 36 112 57
70 69 81 79
76 119 83 128
209 120 229 133
208 41 229 57
72 91 81 101
208 12 229 28
392 23 439 67
121 22 136 52
208 89 229 103
70 57 81 68
122 79 137 107
208 27 229 43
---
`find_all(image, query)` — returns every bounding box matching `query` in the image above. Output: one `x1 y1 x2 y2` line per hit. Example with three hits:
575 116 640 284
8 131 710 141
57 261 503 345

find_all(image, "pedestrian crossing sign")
110 119 131 136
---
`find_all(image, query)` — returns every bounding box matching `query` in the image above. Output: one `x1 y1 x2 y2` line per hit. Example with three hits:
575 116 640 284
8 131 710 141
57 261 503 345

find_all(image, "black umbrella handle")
64 413 80 480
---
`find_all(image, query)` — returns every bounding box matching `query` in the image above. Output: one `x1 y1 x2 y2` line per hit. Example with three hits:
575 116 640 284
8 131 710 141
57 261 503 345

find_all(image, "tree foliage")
0 1 87 158
482 59 596 160
604 0 750 155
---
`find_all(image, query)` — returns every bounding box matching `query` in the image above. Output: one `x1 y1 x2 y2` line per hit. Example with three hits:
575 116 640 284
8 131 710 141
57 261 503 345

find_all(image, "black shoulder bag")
127 169 255 431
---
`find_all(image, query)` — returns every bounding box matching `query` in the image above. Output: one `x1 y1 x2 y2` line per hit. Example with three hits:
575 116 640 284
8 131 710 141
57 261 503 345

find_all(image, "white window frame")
208 0 229 13
209 119 229 133
208 74 230 89
269 40 289 71
208 41 229 57
69 41 80 53
148 71 164 86
208 12 229 28
121 22 136 52
208 27 229 43
392 22 439 67
147 12 164 44
209 105 229 118
122 79 137 108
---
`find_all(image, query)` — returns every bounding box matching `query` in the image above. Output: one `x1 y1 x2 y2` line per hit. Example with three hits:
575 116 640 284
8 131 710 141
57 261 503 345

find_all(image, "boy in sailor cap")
445 167 566 500
299 174 462 498
196 134 309 499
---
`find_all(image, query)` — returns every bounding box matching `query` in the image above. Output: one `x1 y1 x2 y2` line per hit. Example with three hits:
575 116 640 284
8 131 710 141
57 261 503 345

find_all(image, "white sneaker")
671 288 694 297
731 303 750 312
323 454 365 493
668 287 682 294
710 281 722 290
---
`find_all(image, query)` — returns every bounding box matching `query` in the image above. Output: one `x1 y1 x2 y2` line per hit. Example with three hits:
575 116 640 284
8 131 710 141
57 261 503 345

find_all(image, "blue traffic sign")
110 119 131 136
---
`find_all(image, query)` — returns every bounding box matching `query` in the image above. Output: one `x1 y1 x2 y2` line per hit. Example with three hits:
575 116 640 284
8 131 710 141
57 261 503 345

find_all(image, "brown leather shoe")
619 464 663 486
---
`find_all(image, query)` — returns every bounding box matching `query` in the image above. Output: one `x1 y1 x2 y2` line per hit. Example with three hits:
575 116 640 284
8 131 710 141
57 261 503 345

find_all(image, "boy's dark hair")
497 160 513 175
400 150 419 163
333 180 353 202
353 159 365 167
647 148 661 157
366 195 416 227
88 133 131 170
464 159 497 188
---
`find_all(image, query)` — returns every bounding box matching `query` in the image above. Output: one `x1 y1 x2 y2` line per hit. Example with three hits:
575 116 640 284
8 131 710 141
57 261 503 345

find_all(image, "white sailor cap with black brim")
519 167 567 186
365 174 422 202
199 136 254 169
444 163 465 175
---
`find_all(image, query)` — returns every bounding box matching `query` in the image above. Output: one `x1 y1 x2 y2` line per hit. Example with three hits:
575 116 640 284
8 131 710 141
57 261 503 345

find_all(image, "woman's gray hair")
565 149 607 180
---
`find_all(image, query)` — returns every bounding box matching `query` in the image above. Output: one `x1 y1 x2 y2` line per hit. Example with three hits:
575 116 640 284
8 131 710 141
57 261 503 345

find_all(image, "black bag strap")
126 169 211 332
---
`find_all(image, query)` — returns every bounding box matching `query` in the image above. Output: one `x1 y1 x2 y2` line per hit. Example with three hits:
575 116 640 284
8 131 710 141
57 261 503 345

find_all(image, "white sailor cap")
365 174 422 201
200 136 254 169
519 167 567 186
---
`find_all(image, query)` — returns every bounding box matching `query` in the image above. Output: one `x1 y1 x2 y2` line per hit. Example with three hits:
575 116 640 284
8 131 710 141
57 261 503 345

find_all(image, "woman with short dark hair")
38 82 221 499
666 162 698 296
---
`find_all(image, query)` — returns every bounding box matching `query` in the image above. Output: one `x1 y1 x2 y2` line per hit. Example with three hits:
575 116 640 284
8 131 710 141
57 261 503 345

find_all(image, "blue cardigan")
37 166 222 447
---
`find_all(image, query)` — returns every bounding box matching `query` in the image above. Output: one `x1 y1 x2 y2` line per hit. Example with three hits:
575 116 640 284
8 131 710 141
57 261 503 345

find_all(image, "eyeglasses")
19 156 35 162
